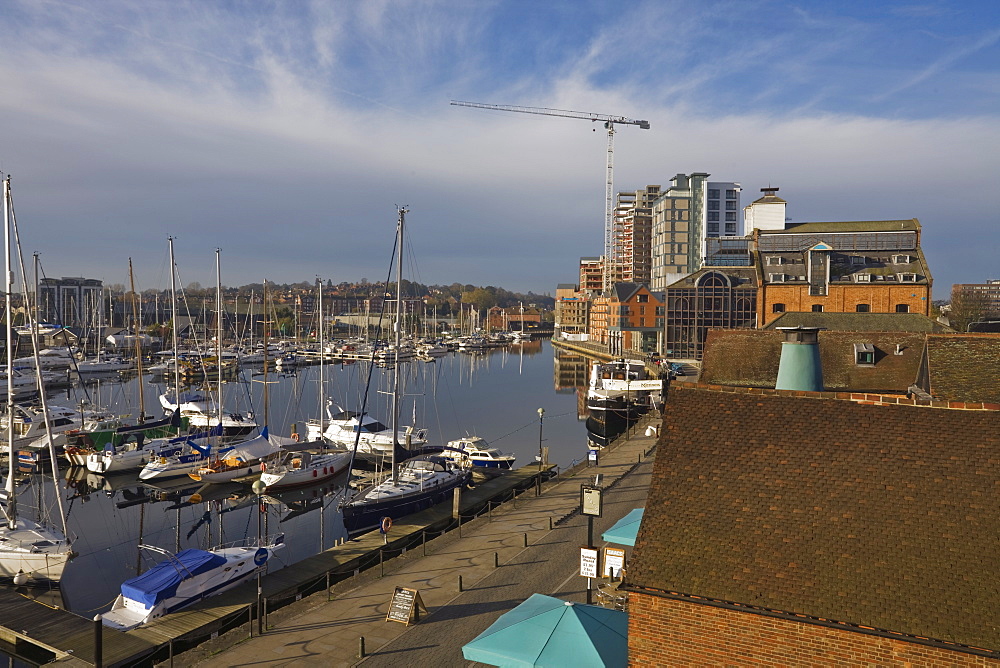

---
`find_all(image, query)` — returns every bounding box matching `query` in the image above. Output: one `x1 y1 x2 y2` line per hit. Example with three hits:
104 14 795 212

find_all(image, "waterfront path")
191 417 659 668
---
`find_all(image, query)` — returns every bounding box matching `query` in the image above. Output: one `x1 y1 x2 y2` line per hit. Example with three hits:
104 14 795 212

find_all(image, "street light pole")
536 408 545 496
252 479 266 636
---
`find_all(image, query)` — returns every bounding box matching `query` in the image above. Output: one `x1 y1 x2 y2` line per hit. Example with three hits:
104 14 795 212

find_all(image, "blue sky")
0 0 998 294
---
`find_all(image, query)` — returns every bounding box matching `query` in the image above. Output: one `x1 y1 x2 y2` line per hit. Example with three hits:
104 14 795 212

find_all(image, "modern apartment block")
554 283 589 334
650 173 742 291
578 256 603 293
613 185 661 285
37 276 104 330
951 279 1000 321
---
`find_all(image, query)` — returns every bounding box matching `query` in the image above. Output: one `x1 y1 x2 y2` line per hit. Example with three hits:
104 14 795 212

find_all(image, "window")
708 211 719 221
725 212 736 221
856 303 870 312
637 294 648 303
892 254 912 264
811 304 824 312
708 223 719 233
772 303 785 313
726 189 737 199
898 273 917 283
766 256 783 266
725 223 737 233
708 189 720 199
851 256 866 265
769 273 786 282
639 306 645 315
708 200 719 211
855 273 871 283
854 343 875 366
895 303 909 313
725 201 737 211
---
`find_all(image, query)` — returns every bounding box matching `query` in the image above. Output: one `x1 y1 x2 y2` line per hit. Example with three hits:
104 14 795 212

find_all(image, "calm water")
6 339 596 617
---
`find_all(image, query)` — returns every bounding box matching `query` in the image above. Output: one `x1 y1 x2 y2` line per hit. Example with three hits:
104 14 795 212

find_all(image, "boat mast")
317 275 324 437
128 259 146 421
168 237 180 407
215 249 223 430
2 176 16 527
391 207 407 483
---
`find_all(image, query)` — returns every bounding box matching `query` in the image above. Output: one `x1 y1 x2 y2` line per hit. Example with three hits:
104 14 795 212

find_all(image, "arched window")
697 272 731 288
772 303 785 313
856 304 870 312
895 303 909 313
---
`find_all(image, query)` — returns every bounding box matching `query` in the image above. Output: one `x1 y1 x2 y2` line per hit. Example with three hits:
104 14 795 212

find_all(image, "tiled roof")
664 267 759 289
926 334 1000 403
700 329 925 392
765 219 920 234
627 386 1000 651
765 313 952 333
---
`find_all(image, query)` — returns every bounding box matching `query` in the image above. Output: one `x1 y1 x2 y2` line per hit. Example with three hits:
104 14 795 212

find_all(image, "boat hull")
343 471 468 535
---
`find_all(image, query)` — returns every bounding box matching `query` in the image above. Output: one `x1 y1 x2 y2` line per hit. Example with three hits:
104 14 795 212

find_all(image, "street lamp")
536 408 545 496
251 479 266 635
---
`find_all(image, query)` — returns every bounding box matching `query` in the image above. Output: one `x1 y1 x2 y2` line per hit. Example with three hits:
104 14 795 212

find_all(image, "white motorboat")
11 347 80 371
442 436 516 470
101 535 285 631
159 390 258 437
259 449 352 489
305 401 427 454
139 430 233 481
75 355 132 374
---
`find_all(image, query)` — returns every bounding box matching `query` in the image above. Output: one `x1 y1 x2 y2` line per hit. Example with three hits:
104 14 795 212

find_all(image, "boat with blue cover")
101 534 284 631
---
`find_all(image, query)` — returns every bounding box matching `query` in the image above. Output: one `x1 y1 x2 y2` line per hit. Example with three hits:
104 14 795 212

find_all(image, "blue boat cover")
121 549 227 607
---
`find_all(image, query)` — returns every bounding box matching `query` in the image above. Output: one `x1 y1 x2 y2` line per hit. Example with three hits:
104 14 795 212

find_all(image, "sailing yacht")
342 207 469 535
0 174 74 583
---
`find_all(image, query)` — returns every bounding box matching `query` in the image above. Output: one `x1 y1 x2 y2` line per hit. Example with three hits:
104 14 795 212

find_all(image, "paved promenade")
191 419 658 668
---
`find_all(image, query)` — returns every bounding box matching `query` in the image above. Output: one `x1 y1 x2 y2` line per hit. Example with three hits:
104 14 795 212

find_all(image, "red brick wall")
629 592 999 667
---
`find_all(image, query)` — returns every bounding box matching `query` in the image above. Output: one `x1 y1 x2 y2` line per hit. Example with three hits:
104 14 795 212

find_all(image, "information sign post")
580 484 604 604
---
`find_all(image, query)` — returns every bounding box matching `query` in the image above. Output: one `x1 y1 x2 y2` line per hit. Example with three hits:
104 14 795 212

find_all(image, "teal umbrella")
601 508 644 547
462 593 627 667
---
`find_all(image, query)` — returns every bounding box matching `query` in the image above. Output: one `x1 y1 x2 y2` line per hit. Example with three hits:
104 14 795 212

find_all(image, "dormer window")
766 256 784 266
892 255 912 264
769 273 786 282
898 273 917 283
854 343 875 366
851 256 866 266
855 273 871 283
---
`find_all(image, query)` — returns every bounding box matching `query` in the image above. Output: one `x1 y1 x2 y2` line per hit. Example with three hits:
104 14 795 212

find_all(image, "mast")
168 237 180 407
262 279 269 428
317 275 324 437
391 207 407 483
128 259 145 421
3 176 15 526
215 249 223 430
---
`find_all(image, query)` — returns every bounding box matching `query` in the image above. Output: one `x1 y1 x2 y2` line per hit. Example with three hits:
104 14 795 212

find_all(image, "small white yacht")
259 449 352 489
305 402 427 454
442 436 516 470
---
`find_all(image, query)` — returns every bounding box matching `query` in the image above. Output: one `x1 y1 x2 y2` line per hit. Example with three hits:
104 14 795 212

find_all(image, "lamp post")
251 479 266 636
536 407 545 496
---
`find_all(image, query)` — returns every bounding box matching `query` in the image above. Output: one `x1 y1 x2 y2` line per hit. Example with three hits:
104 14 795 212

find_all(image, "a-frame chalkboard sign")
386 587 428 625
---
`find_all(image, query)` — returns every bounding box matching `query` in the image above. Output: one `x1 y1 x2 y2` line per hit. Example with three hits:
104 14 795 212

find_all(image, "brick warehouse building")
623 384 999 666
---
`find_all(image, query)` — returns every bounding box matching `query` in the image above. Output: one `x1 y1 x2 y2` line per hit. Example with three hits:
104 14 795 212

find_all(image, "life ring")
380 516 392 533
292 432 300 442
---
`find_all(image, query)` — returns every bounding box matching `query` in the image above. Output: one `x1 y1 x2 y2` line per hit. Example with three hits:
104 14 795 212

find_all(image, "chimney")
775 327 823 391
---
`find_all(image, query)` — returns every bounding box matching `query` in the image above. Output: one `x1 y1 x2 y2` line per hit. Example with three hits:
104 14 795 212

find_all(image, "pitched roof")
627 386 1000 652
765 219 920 234
925 334 1000 403
700 329 925 392
765 312 952 333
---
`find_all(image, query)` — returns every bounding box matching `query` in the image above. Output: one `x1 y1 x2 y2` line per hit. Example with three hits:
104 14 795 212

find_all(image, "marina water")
10 340 594 616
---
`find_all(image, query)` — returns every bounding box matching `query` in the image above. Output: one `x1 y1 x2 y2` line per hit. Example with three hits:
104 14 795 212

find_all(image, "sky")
0 0 998 295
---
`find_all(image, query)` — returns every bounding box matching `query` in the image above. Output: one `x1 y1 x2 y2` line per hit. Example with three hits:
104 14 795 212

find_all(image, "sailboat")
342 207 469 535
0 174 75 583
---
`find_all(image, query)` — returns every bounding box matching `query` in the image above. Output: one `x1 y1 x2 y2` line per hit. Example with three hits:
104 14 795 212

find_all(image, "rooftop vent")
775 327 823 391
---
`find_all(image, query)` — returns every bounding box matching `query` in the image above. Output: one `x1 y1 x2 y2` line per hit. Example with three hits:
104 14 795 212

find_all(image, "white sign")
580 547 599 578
603 547 626 578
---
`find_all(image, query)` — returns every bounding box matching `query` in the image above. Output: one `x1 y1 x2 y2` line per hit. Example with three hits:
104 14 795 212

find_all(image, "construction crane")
450 101 650 295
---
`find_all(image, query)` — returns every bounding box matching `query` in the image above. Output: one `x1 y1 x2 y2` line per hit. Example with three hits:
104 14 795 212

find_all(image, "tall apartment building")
579 256 603 293
613 185 660 285
650 173 742 291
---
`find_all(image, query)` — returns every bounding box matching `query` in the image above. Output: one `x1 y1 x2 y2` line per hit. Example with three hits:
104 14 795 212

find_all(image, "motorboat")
442 436 515 470
305 401 427 454
159 390 258 437
100 535 285 631
259 449 352 489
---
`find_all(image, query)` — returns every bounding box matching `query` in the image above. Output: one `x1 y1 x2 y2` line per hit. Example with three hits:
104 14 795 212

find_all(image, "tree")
948 287 991 332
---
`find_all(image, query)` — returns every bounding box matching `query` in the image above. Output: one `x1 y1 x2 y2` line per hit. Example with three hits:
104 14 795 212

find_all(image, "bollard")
488 502 492 522
549 516 553 530
379 549 384 577
326 571 331 601
458 574 463 592
359 636 366 658
422 530 427 557
523 533 528 548
494 551 499 568
93 614 103 668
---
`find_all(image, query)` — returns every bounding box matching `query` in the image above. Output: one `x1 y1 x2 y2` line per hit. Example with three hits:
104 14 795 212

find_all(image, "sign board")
580 547 599 578
588 449 598 464
386 587 427 625
581 485 603 517
603 547 626 578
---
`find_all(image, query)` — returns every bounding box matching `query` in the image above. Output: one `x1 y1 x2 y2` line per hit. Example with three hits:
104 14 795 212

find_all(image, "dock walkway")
189 414 661 667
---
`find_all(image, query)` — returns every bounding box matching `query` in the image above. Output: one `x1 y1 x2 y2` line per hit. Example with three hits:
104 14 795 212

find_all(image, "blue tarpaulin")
121 549 226 607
